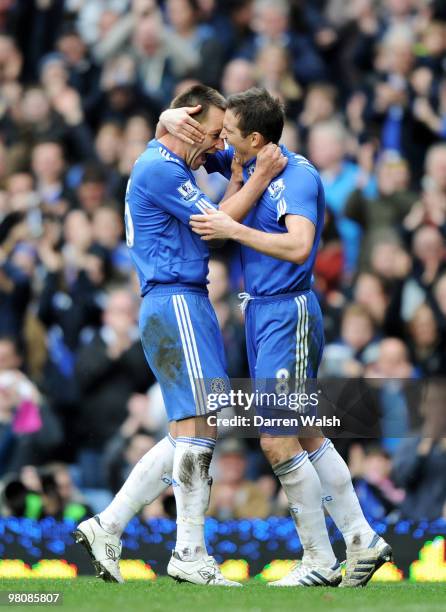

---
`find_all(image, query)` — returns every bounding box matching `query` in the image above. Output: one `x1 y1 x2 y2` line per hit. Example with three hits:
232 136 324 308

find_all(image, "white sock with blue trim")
172 436 216 561
274 451 337 567
309 439 375 551
98 434 176 536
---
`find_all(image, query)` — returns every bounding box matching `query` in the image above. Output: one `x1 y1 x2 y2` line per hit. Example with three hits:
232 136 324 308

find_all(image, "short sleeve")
204 146 234 179
276 166 319 226
148 161 217 225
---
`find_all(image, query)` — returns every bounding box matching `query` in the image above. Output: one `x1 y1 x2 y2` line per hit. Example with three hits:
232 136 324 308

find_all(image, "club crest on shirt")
247 163 256 177
268 178 285 200
177 180 199 201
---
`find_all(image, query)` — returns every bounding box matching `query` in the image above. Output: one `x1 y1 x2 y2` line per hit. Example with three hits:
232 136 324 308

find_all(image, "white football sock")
99 434 175 536
172 436 215 561
274 451 337 567
309 439 375 550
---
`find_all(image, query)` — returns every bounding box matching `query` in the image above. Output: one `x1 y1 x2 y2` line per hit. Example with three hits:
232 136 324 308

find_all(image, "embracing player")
73 85 286 586
163 88 392 588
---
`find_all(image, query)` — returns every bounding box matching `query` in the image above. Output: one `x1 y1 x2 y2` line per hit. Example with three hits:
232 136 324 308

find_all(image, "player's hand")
190 209 237 241
51 87 84 125
231 154 244 184
254 143 287 181
159 106 206 144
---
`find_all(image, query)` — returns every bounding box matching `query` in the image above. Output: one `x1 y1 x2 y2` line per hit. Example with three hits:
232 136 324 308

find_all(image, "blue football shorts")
139 284 229 421
244 289 324 435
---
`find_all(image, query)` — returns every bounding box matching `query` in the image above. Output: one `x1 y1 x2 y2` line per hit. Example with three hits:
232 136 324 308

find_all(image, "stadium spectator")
298 82 337 140
392 379 446 520
308 120 376 273
351 446 405 520
254 44 301 116
103 387 168 493
407 303 446 375
166 0 225 88
221 58 257 97
321 303 377 377
0 342 62 476
364 338 415 453
207 258 248 378
56 27 102 124
238 0 327 84
208 438 271 519
31 140 75 216
353 273 390 329
75 288 152 488
38 464 92 520
76 164 112 215
91 206 132 278
104 425 157 495
345 154 417 269
131 14 175 108
0 216 32 338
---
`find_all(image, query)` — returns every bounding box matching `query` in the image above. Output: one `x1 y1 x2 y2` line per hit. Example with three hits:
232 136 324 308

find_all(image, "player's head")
170 84 226 170
223 88 285 163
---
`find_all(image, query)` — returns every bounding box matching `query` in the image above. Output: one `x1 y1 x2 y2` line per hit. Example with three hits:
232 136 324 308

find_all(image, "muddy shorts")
139 284 229 421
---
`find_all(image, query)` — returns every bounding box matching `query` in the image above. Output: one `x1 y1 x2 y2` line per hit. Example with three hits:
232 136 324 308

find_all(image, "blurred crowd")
0 0 446 523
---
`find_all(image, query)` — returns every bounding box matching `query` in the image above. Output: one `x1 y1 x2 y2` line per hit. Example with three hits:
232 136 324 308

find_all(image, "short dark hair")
227 88 285 144
170 84 227 122
81 163 107 185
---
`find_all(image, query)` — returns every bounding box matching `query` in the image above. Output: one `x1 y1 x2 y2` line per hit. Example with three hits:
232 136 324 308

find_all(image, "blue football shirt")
125 139 218 295
205 145 325 296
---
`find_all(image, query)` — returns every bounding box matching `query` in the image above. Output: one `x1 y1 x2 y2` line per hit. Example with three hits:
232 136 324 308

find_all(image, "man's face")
187 105 225 170
221 109 253 164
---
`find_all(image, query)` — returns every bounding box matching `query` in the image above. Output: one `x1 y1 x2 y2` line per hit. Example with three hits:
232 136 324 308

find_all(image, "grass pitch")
0 579 444 612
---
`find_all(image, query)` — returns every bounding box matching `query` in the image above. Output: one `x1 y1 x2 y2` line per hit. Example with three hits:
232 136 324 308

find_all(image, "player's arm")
220 155 243 203
191 211 315 264
235 214 315 264
191 165 318 263
217 144 287 222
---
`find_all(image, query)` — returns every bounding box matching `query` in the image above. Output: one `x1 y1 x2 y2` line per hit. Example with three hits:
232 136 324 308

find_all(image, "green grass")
0 579 444 612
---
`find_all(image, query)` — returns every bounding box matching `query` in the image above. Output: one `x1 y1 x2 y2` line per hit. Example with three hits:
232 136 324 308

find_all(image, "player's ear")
250 132 263 148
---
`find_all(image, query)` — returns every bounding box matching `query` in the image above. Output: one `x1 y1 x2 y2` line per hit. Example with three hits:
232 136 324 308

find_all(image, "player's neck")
241 145 264 166
247 138 275 164
158 134 188 162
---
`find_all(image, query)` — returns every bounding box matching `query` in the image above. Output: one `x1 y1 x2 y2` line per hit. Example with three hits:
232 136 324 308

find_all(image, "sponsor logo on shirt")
178 180 199 201
268 178 286 200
